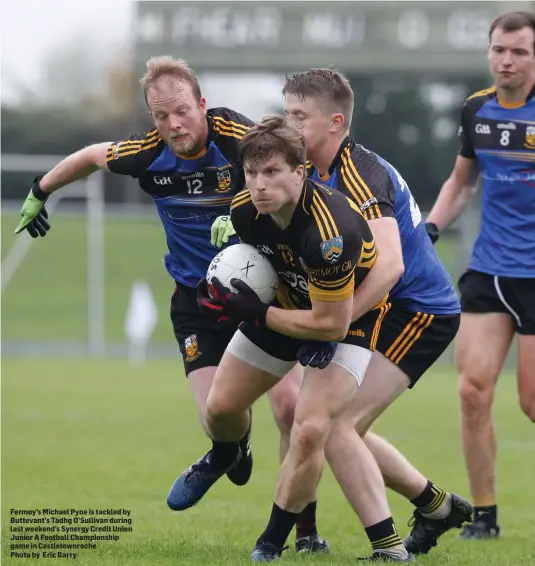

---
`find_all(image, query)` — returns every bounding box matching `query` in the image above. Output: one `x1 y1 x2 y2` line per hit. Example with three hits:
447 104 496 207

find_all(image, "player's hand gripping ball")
205 243 279 304
197 277 269 326
198 243 279 325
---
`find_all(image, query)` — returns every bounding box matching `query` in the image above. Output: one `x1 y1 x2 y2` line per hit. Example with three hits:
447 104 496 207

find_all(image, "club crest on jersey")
525 126 535 149
320 236 343 264
216 170 232 192
184 334 202 362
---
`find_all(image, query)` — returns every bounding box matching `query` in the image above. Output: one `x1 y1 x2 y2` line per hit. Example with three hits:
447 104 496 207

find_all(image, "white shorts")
227 329 372 386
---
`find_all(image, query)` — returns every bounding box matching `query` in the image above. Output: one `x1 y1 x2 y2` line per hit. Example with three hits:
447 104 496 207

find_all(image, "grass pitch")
2 359 534 565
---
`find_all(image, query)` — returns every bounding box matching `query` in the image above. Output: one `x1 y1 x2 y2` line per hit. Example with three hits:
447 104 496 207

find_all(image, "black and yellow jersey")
230 179 376 309
105 107 254 287
308 137 460 315
307 138 396 221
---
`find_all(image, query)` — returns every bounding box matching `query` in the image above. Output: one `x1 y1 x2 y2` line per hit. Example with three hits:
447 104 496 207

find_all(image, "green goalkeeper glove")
14 177 51 238
211 215 236 248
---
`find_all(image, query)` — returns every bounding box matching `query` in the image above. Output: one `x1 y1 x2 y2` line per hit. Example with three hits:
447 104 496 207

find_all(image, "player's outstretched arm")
39 143 111 193
14 143 111 236
426 155 479 233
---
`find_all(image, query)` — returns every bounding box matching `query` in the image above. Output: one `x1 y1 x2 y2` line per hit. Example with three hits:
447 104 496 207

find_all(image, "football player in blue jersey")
425 11 535 540
13 55 327 552
281 69 473 555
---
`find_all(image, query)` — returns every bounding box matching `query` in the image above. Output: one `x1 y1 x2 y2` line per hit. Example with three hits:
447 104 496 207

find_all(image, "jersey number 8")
499 131 510 147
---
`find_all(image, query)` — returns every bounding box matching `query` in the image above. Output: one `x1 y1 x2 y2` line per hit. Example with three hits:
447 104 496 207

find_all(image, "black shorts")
170 282 238 376
458 269 535 335
239 306 387 361
355 301 460 387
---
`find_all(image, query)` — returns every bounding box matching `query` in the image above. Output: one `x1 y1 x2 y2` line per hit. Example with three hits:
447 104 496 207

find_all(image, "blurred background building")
2 0 534 359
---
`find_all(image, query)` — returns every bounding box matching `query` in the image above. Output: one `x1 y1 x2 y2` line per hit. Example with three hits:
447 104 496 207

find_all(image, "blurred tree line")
1 55 138 203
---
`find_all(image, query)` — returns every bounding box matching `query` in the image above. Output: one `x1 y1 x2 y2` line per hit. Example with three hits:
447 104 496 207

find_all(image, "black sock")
256 503 299 549
474 505 497 526
210 440 240 472
410 480 447 514
365 517 403 552
296 501 317 539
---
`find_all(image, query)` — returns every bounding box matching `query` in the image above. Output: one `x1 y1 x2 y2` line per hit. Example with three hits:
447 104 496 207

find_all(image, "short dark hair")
489 11 535 52
282 68 354 127
238 116 306 169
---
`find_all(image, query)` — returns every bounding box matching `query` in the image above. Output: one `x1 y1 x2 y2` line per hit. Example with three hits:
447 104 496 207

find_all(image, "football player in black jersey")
173 116 413 562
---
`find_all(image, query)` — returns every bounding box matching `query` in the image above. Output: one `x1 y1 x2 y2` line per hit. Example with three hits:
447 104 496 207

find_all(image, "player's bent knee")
459 373 495 413
205 390 240 423
291 418 329 457
268 377 299 435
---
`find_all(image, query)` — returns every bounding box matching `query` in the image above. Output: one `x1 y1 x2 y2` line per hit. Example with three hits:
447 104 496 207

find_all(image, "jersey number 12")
187 179 203 194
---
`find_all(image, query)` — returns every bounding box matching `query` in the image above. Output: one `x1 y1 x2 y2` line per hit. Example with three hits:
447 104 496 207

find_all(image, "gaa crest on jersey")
525 126 535 150
184 334 202 362
320 236 344 265
216 170 232 192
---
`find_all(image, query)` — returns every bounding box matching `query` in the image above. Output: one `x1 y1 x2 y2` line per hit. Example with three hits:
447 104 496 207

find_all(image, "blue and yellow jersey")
458 84 535 277
230 180 376 309
308 138 460 315
106 108 254 287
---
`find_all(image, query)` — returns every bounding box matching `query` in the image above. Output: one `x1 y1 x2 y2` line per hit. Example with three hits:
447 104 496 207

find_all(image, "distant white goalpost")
1 154 106 357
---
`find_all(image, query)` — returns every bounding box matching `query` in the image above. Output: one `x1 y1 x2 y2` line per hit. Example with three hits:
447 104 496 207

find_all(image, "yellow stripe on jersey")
234 188 249 198
357 239 377 269
340 155 368 209
466 86 496 102
168 196 235 206
106 130 160 162
346 196 365 217
213 127 247 140
308 277 354 302
113 140 160 159
212 117 249 139
476 150 535 160
311 269 355 289
342 147 382 219
212 116 250 133
310 205 328 242
230 191 252 210
312 192 338 240
340 153 380 220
